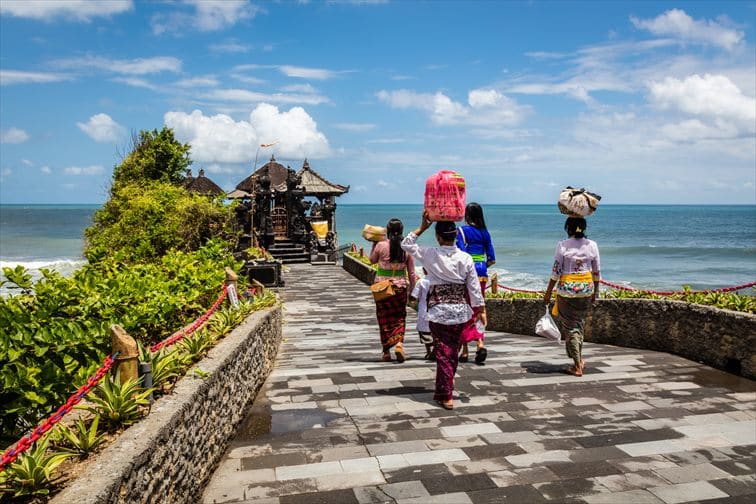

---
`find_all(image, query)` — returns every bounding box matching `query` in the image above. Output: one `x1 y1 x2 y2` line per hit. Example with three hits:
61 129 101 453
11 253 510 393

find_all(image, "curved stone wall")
486 297 756 380
52 304 283 504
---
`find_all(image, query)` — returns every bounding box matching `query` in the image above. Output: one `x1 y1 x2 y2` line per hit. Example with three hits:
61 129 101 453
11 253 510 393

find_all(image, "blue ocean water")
1 204 754 293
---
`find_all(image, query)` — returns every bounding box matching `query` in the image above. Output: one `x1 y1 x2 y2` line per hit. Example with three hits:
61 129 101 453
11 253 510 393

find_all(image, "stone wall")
52 304 283 504
342 253 375 285
486 297 756 380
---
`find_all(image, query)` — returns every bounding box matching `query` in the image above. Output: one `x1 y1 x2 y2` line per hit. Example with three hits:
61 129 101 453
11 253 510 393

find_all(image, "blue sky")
1 0 754 205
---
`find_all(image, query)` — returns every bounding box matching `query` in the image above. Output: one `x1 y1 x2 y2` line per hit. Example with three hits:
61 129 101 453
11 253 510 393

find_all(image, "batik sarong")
429 321 465 401
555 295 591 364
375 285 408 352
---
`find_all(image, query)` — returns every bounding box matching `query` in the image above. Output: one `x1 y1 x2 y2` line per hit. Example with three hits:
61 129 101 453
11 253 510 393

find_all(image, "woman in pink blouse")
370 218 417 363
543 216 601 377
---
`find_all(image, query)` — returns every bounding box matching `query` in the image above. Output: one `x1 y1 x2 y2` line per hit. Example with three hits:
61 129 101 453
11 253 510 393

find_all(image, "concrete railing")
53 303 283 504
341 255 756 380
342 252 375 285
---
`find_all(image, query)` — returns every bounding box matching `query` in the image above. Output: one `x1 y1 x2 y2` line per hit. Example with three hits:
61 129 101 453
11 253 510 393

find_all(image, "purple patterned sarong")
429 321 465 402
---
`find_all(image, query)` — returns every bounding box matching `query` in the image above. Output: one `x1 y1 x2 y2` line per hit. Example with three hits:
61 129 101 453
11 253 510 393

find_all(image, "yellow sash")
553 271 595 316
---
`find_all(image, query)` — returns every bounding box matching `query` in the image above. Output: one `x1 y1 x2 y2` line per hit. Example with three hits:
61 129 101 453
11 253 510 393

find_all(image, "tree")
112 128 191 189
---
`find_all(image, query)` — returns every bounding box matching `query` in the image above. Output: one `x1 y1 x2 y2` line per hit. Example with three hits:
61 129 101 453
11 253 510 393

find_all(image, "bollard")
111 324 139 385
491 272 498 295
359 247 364 257
225 267 240 308
251 278 265 295
138 361 154 403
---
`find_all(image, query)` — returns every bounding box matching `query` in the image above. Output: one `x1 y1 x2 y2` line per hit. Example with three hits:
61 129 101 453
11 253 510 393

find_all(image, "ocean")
1 204 754 295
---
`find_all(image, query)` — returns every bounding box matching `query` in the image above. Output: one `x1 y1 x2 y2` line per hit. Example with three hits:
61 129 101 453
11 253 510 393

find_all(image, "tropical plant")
83 374 153 431
178 329 215 363
0 435 73 497
56 415 106 458
136 342 184 391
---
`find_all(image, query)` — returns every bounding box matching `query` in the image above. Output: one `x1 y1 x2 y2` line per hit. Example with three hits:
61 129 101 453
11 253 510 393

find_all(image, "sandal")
474 347 487 364
395 344 405 363
568 364 583 377
436 399 454 410
382 351 392 362
459 353 469 363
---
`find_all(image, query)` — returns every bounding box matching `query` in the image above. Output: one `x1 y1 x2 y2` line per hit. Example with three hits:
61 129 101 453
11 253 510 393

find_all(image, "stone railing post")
225 267 239 308
490 272 498 295
111 324 138 385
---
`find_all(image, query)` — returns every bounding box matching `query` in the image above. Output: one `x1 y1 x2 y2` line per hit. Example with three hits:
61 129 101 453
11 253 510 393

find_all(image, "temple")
231 156 349 265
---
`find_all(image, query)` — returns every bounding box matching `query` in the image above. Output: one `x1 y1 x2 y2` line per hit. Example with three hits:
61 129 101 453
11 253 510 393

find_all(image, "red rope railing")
1 284 230 473
488 280 755 296
150 284 228 352
598 279 756 296
1 354 117 471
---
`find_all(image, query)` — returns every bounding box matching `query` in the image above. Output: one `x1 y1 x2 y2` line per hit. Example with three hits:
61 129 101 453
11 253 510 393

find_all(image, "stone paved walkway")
202 264 756 504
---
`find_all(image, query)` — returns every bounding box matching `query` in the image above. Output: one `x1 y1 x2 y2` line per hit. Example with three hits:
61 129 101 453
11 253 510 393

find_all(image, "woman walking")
543 216 601 377
456 202 496 364
402 211 486 409
370 218 416 362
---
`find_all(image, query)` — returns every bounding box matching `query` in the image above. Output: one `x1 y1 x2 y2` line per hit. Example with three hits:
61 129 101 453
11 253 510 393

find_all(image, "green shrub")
0 435 73 498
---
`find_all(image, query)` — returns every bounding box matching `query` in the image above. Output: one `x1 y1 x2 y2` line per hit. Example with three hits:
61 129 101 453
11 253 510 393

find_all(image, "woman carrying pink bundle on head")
402 211 486 410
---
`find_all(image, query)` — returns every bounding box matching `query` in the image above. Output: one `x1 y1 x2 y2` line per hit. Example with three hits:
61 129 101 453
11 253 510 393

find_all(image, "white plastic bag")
535 308 561 343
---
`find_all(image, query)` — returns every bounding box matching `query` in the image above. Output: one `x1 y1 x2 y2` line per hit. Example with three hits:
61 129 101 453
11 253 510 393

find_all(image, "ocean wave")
0 258 86 271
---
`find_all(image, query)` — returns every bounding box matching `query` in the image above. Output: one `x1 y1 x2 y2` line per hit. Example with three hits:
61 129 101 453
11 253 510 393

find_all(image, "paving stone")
653 463 732 484
279 488 358 504
488 466 561 487
546 460 622 479
421 473 497 495
466 485 548 503
533 477 609 500
649 481 730 503
378 480 430 500
709 475 756 497
583 489 665 504
595 471 673 492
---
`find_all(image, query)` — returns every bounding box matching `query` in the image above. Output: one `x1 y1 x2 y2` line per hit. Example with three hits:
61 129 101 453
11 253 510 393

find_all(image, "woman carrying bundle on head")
456 202 495 364
402 211 486 410
369 218 416 363
543 216 601 377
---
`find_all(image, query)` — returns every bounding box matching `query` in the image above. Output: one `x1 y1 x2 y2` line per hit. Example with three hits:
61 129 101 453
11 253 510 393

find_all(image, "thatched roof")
235 155 289 193
184 169 224 196
297 159 349 196
226 189 251 199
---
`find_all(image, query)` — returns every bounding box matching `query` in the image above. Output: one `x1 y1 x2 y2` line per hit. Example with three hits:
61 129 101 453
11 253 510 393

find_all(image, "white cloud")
151 0 261 35
174 76 220 88
0 168 11 180
40 166 51 175
334 123 375 132
205 88 329 106
21 159 33 166
279 83 318 93
631 9 744 50
111 77 158 90
77 113 126 143
0 70 72 86
376 88 530 126
209 41 250 53
0 0 132 22
164 104 331 163
64 165 105 175
278 65 339 80
1 127 29 144
648 74 755 136
53 55 182 75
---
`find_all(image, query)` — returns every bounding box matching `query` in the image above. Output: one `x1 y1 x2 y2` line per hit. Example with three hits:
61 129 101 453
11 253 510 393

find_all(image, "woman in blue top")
456 203 496 364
